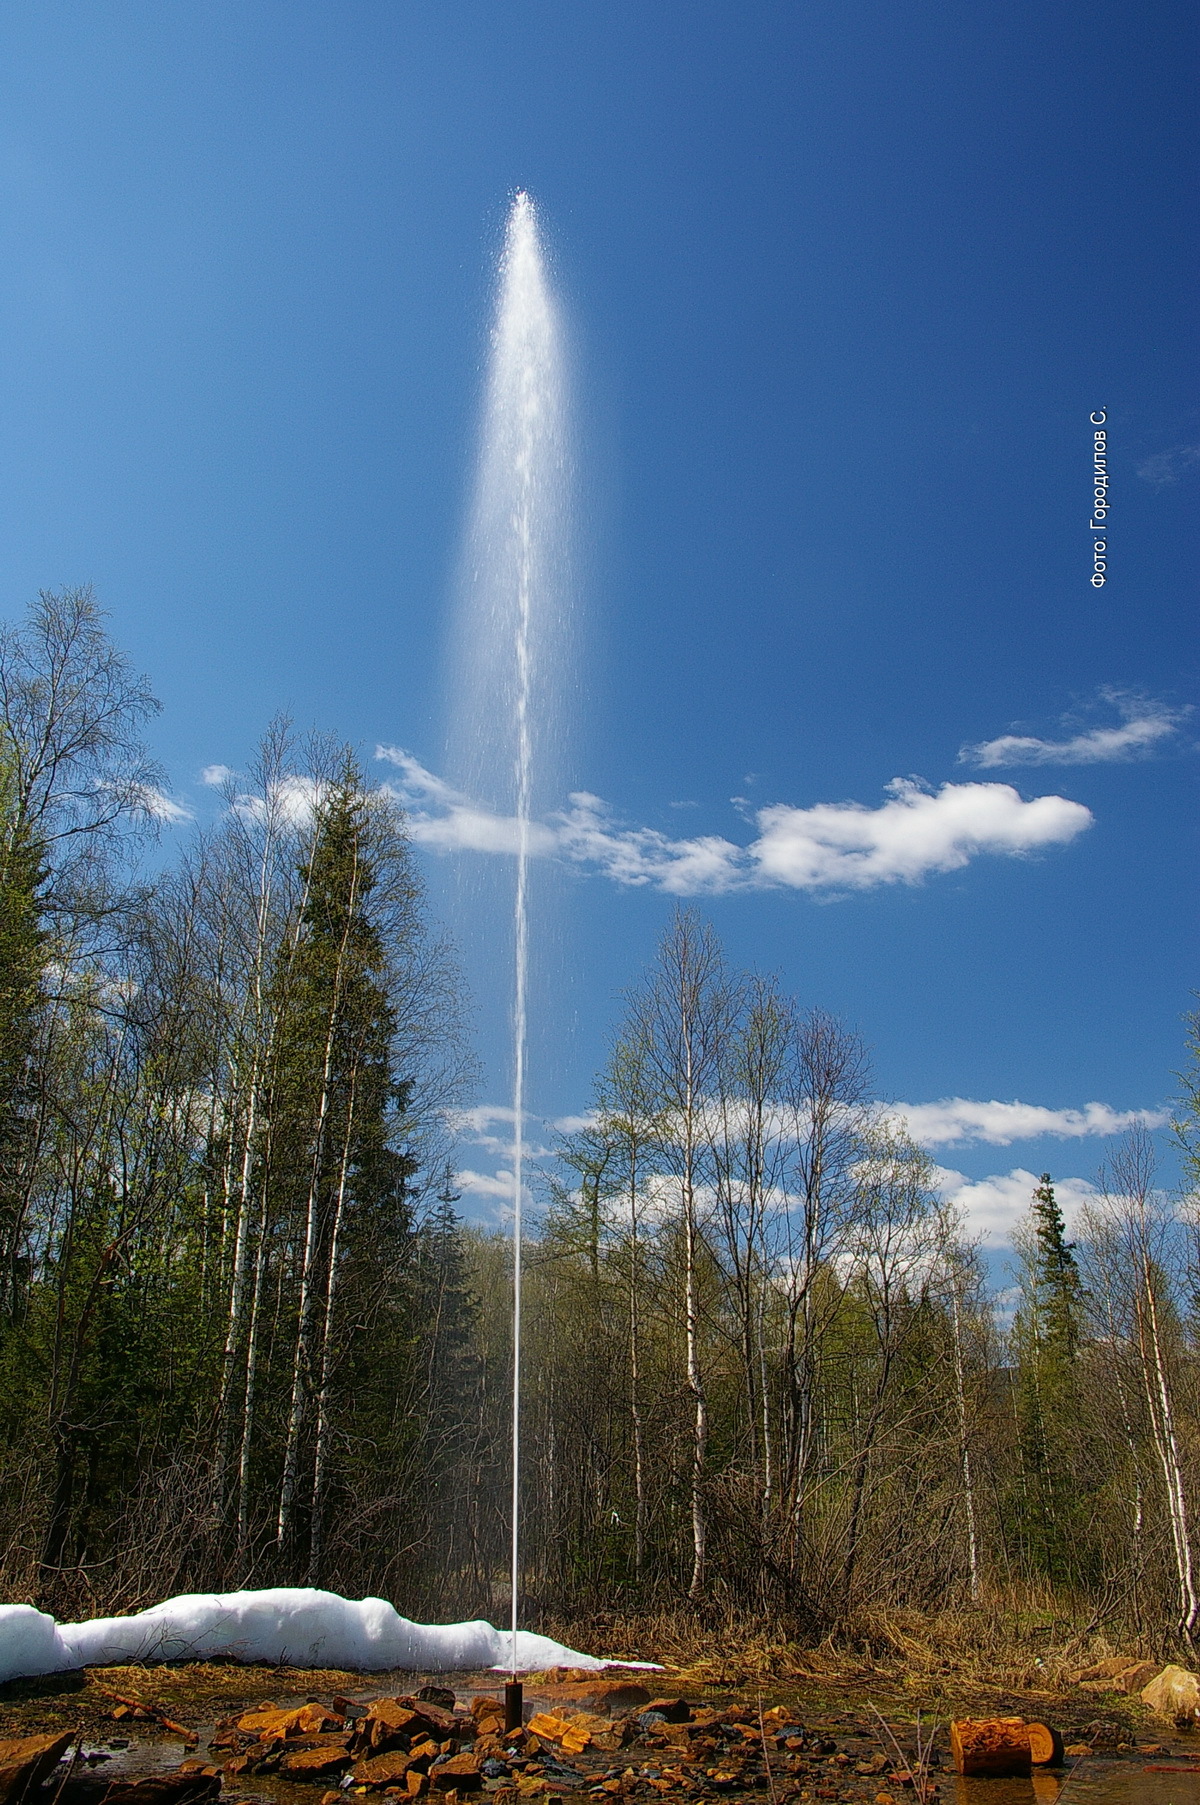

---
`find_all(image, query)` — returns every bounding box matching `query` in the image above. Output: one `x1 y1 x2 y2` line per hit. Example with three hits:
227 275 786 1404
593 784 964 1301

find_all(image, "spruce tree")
1031 1173 1085 1357
1011 1174 1089 1582
265 763 415 1575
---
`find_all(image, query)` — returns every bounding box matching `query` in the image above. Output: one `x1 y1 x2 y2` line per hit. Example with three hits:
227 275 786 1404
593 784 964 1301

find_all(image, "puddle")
950 1757 1200 1802
1058 1756 1200 1801
79 1738 198 1776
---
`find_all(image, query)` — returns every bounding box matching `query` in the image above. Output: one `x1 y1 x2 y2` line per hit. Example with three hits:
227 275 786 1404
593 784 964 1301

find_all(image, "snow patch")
0 1588 657 1685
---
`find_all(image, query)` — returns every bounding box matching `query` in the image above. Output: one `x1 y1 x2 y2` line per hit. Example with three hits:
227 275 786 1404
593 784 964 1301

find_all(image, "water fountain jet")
450 190 570 1676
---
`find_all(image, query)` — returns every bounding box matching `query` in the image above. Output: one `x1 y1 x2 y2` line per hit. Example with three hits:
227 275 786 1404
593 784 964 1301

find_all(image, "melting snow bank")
0 1588 659 1685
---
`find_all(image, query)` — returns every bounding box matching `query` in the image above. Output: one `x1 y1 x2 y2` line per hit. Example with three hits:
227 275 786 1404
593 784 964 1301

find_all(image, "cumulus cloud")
201 764 235 787
453 1167 520 1208
380 752 1091 897
962 693 1184 768
891 1097 1167 1148
934 1165 1098 1248
748 779 1089 890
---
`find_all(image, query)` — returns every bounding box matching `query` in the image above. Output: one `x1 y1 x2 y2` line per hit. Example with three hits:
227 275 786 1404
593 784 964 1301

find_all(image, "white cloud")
380 753 1091 897
233 775 327 829
377 748 558 857
447 1105 519 1159
377 747 467 810
448 1103 557 1163
891 1098 1167 1148
454 1167 519 1202
1138 444 1200 488
934 1165 1098 1248
201 764 235 787
962 694 1184 768
132 784 193 825
552 1111 599 1134
452 1165 540 1216
748 779 1090 890
555 791 745 893
452 1104 517 1135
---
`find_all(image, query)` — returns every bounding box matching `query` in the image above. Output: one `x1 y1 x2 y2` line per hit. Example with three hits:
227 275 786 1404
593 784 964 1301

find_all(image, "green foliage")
1009 1175 1093 1585
0 603 469 1610
1175 1006 1200 1200
0 732 46 1322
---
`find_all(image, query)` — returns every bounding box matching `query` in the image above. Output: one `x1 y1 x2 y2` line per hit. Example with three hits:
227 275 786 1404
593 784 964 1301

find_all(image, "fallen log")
950 1718 1032 1776
99 1695 196 1747
949 1717 1062 1775
1026 1722 1064 1766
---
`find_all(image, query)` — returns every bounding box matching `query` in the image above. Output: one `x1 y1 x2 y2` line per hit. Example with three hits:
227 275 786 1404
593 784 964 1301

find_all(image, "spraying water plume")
450 192 570 1672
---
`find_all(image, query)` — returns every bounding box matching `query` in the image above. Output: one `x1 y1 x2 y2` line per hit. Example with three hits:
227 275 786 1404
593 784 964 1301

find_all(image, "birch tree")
1090 1130 1198 1646
626 909 736 1598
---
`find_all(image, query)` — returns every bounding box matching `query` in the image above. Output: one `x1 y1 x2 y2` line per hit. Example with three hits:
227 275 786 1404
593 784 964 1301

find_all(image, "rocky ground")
0 1660 1195 1805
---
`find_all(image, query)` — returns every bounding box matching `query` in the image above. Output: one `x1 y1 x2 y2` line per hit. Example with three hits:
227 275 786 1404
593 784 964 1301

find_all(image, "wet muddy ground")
2 1662 1198 1805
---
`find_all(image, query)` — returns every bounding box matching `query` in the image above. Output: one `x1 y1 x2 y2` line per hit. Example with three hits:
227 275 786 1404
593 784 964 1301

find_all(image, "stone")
1075 1657 1158 1695
392 1702 459 1739
530 1683 651 1716
525 1715 575 1745
0 1732 74 1805
1111 1661 1159 1694
299 1706 345 1735
643 1701 691 1725
99 1777 222 1805
429 1755 482 1793
1142 1665 1200 1720
237 1708 310 1738
280 1748 355 1779
355 1754 424 1789
364 1705 427 1752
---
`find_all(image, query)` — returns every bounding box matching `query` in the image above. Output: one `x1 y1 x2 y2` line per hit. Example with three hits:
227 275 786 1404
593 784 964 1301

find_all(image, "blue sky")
0 1 1195 1247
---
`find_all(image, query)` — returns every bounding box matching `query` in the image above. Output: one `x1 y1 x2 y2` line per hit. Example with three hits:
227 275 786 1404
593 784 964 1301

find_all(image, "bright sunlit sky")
0 2 1196 1249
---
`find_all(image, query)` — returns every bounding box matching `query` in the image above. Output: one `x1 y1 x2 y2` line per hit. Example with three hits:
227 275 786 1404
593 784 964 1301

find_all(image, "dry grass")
545 1587 1170 1699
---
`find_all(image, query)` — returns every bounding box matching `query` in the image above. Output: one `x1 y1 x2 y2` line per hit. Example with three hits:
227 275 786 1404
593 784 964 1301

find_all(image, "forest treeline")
2 589 1200 1658
0 589 477 1618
